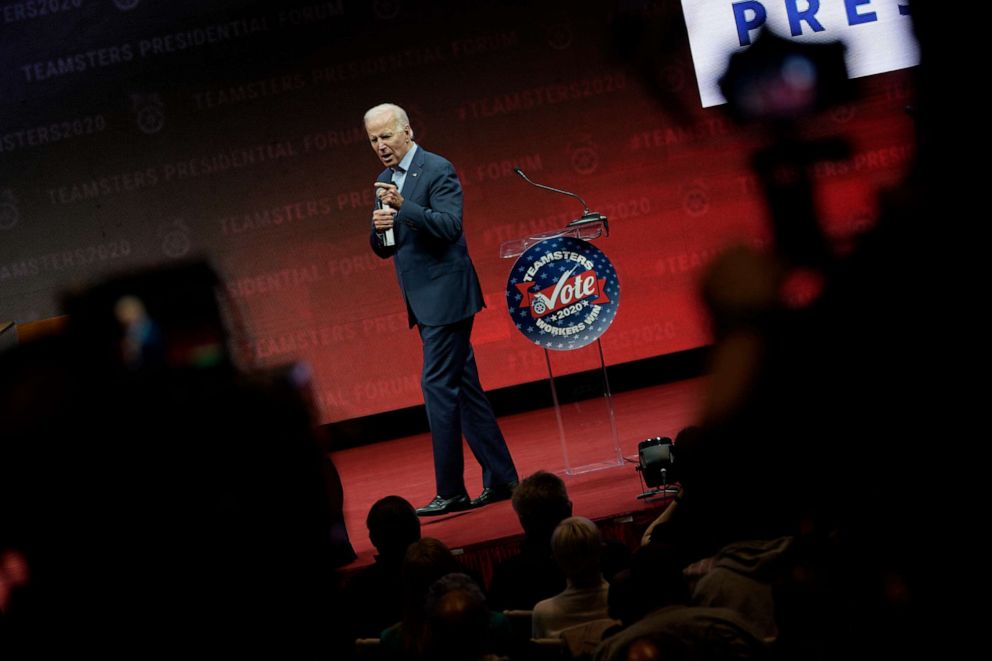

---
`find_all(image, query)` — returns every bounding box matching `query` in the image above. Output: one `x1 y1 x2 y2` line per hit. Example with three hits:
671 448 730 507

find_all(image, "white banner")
681 0 919 107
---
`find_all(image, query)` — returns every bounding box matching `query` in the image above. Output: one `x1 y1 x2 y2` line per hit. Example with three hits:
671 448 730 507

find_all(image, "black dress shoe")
470 482 518 508
415 494 470 517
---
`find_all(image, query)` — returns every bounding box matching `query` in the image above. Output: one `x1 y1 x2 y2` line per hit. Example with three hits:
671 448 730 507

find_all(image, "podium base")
565 459 625 477
545 340 624 477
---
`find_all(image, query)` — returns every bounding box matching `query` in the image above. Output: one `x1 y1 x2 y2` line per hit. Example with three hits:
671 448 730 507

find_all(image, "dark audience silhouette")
487 470 572 611
0 260 354 659
606 1 958 659
343 495 422 640
381 536 465 659
425 573 513 661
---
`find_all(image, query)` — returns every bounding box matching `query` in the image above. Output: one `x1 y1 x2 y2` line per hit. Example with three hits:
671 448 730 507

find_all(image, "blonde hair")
551 516 602 583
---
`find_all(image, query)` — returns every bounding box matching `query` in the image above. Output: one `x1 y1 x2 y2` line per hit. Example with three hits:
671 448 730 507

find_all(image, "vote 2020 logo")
506 236 620 350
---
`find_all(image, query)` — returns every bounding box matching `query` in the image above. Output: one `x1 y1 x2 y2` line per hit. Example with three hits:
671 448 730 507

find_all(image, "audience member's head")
401 537 461 610
367 495 421 559
551 516 603 587
0 260 353 658
609 543 689 626
511 470 572 544
425 573 492 661
624 634 692 661
625 637 663 661
398 537 462 657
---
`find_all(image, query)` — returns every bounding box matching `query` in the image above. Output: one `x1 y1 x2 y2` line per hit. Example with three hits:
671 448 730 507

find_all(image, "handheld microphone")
375 189 396 247
513 167 609 234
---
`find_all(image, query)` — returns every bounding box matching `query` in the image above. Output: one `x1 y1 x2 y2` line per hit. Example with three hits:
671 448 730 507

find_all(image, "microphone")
513 167 608 233
375 188 396 247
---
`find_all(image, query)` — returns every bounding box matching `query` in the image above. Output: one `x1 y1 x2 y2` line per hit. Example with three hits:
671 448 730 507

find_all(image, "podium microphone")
512 167 608 234
375 190 396 247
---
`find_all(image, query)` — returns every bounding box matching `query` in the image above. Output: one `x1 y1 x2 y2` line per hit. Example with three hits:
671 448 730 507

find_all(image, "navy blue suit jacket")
370 147 485 327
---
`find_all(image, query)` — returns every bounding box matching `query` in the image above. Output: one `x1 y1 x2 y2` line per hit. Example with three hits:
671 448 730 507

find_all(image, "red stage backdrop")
0 0 916 423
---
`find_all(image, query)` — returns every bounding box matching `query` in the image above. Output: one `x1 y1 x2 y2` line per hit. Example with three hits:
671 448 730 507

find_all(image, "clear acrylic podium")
501 219 623 475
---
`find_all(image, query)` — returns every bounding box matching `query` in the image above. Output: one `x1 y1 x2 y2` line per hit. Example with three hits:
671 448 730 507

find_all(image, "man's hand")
374 182 404 209
372 207 396 232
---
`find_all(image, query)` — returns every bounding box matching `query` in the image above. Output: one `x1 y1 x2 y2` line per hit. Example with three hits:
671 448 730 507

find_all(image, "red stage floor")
332 376 707 569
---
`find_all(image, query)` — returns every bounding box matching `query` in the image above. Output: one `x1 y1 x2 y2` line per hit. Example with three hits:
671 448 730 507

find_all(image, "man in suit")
365 103 518 516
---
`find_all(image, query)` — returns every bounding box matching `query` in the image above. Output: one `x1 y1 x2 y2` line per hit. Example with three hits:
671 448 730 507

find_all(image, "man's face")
366 112 412 168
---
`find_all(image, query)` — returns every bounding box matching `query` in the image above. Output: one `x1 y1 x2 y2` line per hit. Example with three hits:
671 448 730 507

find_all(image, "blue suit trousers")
418 317 518 497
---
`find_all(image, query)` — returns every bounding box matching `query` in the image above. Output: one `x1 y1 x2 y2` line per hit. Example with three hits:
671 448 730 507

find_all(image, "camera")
719 29 852 123
61 259 233 371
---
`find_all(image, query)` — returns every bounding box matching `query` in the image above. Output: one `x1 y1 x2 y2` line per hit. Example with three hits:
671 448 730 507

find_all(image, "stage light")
636 436 680 500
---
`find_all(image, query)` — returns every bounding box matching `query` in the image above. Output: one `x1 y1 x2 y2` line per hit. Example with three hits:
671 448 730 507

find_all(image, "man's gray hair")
364 103 413 138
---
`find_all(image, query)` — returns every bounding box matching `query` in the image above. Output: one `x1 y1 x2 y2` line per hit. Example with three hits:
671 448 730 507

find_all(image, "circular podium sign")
505 236 620 350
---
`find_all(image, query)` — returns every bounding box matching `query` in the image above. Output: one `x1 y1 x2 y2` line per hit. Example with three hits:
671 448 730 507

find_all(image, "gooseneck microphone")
513 167 609 233
513 167 592 215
